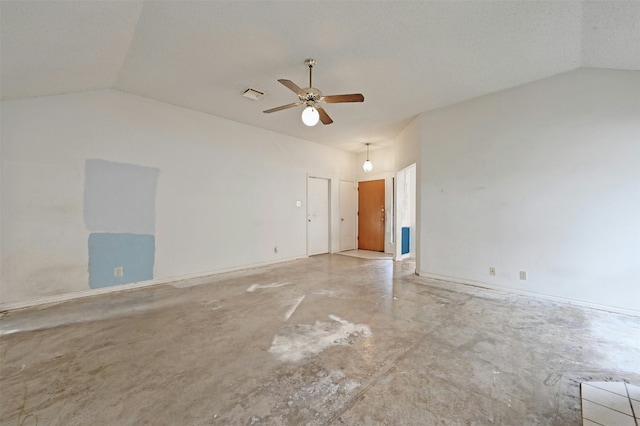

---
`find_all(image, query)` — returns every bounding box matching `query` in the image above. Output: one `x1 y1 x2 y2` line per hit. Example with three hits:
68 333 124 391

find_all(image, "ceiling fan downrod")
305 58 316 88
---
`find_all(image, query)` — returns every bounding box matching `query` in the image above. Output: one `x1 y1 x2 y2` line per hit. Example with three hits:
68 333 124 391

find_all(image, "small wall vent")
242 88 265 100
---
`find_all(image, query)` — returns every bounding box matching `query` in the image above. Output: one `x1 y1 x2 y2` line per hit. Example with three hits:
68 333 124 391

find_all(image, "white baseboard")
6 259 635 318
418 271 640 318
0 255 308 312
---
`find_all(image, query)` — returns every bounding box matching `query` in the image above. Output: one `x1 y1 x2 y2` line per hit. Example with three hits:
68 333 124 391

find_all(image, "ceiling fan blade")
322 93 364 103
278 79 307 97
316 106 333 125
263 102 303 113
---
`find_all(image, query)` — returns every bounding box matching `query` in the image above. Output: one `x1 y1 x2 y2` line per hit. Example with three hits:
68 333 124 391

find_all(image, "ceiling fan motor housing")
302 87 322 103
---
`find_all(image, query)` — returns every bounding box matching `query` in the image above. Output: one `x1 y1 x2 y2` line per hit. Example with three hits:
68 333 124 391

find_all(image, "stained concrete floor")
1 255 639 425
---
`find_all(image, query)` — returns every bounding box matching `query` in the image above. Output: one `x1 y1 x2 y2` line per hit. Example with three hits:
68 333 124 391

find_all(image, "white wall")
0 103 3 292
419 68 640 313
395 116 421 172
1 90 355 304
355 145 395 183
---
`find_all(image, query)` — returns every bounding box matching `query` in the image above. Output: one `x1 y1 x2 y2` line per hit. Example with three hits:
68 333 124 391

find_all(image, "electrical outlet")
114 267 123 277
274 246 278 254
489 267 496 276
519 270 527 280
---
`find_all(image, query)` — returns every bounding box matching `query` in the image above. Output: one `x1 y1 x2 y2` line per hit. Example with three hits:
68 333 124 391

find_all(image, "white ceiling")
1 1 639 152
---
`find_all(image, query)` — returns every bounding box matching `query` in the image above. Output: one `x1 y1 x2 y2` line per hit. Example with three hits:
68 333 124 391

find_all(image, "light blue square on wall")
88 233 155 289
84 159 159 235
84 159 159 289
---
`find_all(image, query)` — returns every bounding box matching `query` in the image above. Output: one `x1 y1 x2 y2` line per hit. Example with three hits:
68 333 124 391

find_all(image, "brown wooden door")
358 179 385 251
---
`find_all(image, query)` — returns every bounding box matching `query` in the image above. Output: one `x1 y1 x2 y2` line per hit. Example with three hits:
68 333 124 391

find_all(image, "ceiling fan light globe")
363 160 373 173
301 106 320 126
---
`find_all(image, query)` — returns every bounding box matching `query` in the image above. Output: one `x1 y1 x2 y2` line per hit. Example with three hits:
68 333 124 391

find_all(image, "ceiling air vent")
242 88 265 100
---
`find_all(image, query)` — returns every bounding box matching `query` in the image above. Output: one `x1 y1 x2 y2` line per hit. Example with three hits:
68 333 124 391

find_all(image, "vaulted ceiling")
1 1 638 151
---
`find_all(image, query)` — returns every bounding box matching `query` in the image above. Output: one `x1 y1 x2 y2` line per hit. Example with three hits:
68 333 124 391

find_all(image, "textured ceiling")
1 1 639 152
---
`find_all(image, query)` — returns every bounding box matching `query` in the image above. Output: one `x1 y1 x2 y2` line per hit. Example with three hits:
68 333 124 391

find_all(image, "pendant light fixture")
363 143 373 173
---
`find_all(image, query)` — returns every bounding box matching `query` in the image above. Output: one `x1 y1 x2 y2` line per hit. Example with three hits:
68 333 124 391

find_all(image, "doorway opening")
395 164 416 260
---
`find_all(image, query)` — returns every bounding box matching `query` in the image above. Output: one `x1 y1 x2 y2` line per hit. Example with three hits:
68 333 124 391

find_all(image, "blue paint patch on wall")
84 159 159 289
84 159 159 234
88 233 155 289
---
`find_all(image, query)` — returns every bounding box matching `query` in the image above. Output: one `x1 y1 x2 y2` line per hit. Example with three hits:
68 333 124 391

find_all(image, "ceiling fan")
263 58 365 126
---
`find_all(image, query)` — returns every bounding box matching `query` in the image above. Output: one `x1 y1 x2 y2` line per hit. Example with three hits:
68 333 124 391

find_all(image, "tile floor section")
581 382 639 426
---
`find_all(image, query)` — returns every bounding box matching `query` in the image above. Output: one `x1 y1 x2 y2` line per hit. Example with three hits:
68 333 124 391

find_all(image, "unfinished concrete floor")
1 255 639 425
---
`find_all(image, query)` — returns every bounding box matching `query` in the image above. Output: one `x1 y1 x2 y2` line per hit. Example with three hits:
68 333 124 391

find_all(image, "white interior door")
339 180 357 251
308 177 330 255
